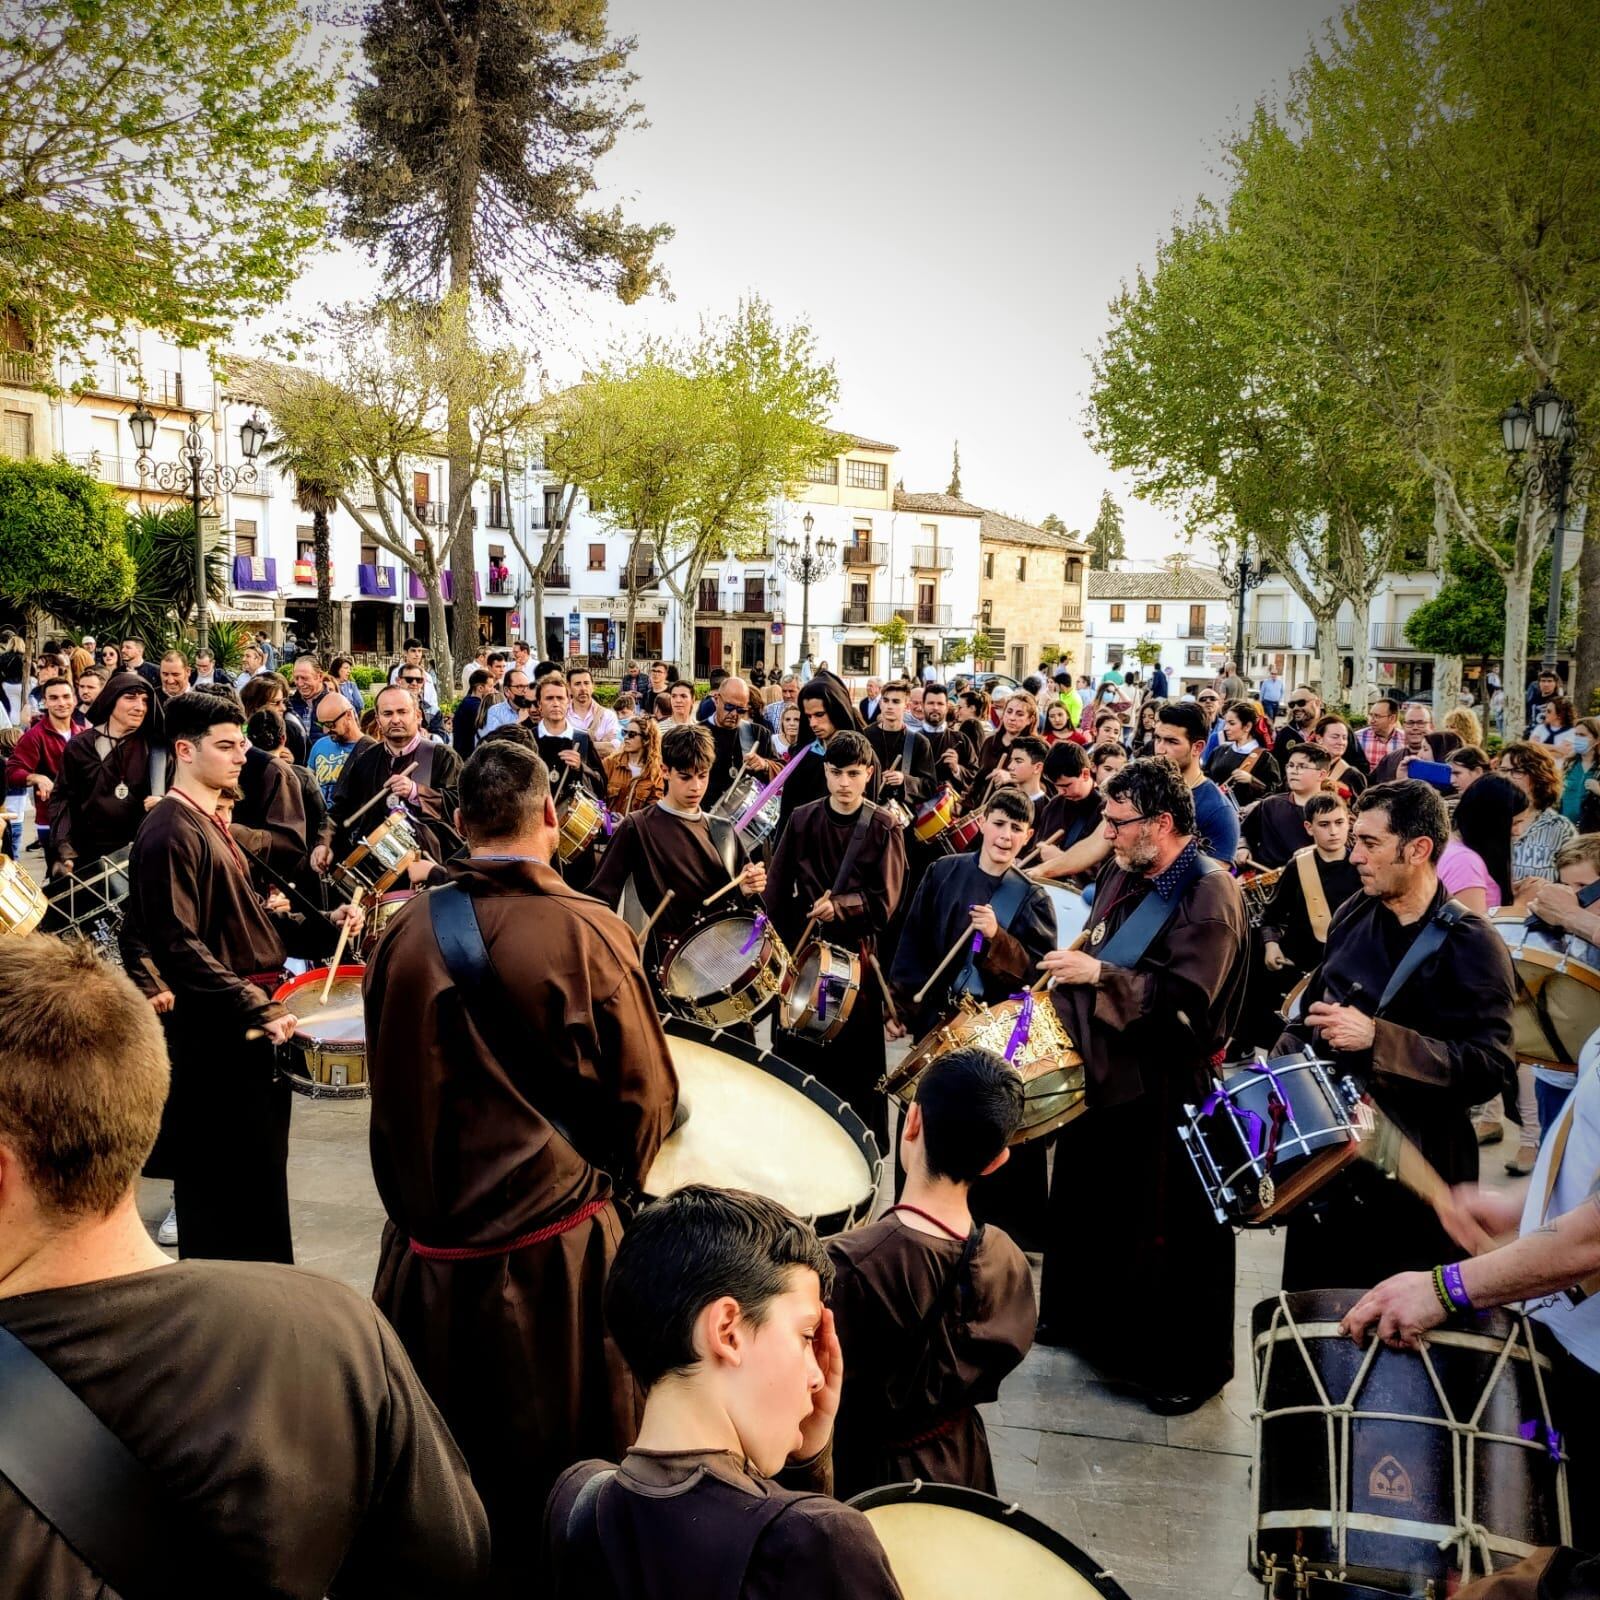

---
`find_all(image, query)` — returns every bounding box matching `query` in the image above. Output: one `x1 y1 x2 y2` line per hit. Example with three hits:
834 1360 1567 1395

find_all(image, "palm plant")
266 434 343 654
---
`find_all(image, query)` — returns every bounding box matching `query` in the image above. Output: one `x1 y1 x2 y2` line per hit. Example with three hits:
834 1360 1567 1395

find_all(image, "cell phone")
1408 758 1454 788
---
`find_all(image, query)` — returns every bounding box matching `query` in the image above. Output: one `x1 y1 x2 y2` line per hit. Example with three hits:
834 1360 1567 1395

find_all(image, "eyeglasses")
624 727 642 738
1288 699 1309 709
402 676 425 686
315 716 347 730
1103 811 1153 834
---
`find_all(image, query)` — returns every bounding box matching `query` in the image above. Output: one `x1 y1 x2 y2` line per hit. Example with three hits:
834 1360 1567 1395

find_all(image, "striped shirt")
1511 807 1577 884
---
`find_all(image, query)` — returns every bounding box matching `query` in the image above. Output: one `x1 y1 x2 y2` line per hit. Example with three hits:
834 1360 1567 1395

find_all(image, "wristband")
1430 1266 1454 1314
1441 1260 1472 1311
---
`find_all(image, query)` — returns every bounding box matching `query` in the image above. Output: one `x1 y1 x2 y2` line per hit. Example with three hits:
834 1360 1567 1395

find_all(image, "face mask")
1573 734 1592 755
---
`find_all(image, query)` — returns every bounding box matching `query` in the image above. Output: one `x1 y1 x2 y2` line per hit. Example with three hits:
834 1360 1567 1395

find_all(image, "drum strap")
1095 851 1223 970
952 869 1030 997
825 802 877 903
1375 898 1466 1015
1295 848 1334 944
0 1325 261 1598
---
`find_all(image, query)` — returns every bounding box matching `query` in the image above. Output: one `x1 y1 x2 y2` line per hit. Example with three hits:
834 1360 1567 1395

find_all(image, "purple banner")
358 563 397 598
408 569 456 603
232 555 277 592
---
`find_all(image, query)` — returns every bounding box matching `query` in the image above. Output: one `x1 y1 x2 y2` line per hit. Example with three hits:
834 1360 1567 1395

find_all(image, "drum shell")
1251 1289 1568 1592
657 913 787 1029
274 966 370 1099
1036 881 1089 948
1491 913 1600 1067
780 938 861 1043
557 789 605 863
0 854 48 937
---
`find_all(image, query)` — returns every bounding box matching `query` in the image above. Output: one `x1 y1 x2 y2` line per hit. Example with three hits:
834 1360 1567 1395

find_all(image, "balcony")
544 564 572 589
910 603 952 627
1 350 39 386
486 567 513 597
623 562 660 591
1060 605 1084 628
840 602 953 627
912 544 953 570
843 540 887 567
1251 620 1298 649
64 361 215 413
413 500 446 527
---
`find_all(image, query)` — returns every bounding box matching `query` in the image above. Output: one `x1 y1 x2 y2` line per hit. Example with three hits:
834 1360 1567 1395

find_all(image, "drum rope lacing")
1250 1292 1570 1584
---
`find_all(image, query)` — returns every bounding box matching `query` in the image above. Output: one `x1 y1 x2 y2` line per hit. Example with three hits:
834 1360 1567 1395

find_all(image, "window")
234 519 258 558
983 552 994 580
360 541 378 566
297 524 315 561
1146 604 1161 623
1015 556 1027 581
2 408 33 459
588 543 605 570
697 577 719 612
980 599 993 624
413 470 431 506
842 644 873 673
1186 645 1204 666
543 488 561 528
806 458 838 484
1189 604 1206 637
845 458 887 491
1066 558 1083 584
488 482 506 527
1110 603 1125 622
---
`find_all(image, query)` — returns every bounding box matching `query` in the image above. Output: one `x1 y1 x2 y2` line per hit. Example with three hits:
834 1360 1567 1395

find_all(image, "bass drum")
1035 879 1089 947
645 1018 881 1233
1490 911 1600 1067
848 1482 1131 1600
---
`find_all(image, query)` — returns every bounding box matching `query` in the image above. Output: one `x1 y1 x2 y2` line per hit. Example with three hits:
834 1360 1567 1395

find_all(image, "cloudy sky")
275 0 1341 561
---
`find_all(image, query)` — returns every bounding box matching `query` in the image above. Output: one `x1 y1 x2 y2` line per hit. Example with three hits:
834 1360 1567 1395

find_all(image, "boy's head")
1555 833 1600 891
822 729 873 812
1303 790 1350 854
605 1185 833 1475
903 1047 1023 1185
979 786 1033 868
661 722 714 809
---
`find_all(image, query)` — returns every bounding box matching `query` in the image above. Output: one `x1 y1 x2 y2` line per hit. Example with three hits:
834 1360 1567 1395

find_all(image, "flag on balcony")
358 564 396 597
232 555 276 592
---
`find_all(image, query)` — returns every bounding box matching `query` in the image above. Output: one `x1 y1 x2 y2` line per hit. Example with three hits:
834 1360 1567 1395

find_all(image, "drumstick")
343 764 418 831
1359 1105 1500 1254
319 888 363 1004
913 924 976 1004
867 950 901 1030
1016 829 1063 871
703 874 745 908
634 888 676 951
552 762 572 805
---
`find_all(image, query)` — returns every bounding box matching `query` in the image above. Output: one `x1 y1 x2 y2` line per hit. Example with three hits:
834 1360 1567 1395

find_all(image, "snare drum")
884 992 1085 1143
644 1018 881 1232
557 787 605 863
848 1482 1131 1600
0 853 47 937
1491 911 1600 1066
711 769 782 846
1178 1049 1364 1224
657 911 788 1028
335 811 423 897
1252 1290 1568 1595
1035 879 1089 947
273 965 369 1098
779 938 861 1043
913 785 980 855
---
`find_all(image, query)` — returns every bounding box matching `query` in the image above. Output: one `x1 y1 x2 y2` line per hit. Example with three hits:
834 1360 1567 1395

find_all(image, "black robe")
864 723 938 811
1034 789 1104 860
1242 791 1315 870
50 669 163 875
121 795 339 1262
537 723 608 801
1258 849 1363 974
236 745 310 875
1273 880 1515 1292
1040 846 1250 1401
324 738 463 865
704 717 780 812
764 799 906 1149
921 723 973 787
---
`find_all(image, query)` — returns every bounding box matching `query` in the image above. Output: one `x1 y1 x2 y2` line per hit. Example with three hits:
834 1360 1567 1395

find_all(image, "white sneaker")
157 1205 179 1246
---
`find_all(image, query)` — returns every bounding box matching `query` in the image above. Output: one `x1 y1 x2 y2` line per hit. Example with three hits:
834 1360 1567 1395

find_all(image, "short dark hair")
1370 696 1400 717
565 664 593 683
922 681 949 700
1044 740 1088 781
604 1185 833 1390
1284 744 1332 769
1452 774 1520 902
246 708 286 752
480 723 539 753
1103 756 1196 835
467 668 490 691
1354 779 1449 863
459 739 551 839
915 1047 1024 1182
1155 700 1209 744
708 667 728 689
983 787 1033 826
957 689 986 716
881 679 912 698
818 729 870 770
1009 735 1048 767
1093 711 1123 732
1449 744 1492 775
163 690 245 749
1303 791 1348 824
402 637 423 651
661 722 714 773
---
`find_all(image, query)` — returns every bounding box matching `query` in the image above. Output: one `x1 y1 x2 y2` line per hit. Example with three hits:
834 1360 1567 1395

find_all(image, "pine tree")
1088 491 1126 571
947 440 962 498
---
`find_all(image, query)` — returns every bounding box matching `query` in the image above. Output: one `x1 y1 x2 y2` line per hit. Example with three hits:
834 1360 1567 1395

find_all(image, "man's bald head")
713 675 753 726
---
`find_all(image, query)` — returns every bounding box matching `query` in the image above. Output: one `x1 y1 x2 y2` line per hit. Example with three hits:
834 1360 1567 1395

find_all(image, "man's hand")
1513 877 1545 907
558 748 582 770
1528 881 1582 931
807 892 837 924
940 747 961 772
968 903 999 940
1235 842 1251 866
1341 1272 1446 1350
884 1017 908 1041
742 748 767 770
29 774 52 801
1264 941 1293 973
404 858 436 886
793 1306 843 1464
739 862 767 897
1433 1182 1520 1255
310 843 334 873
149 990 176 1015
383 773 416 799
264 888 291 914
1036 842 1064 865
52 859 75 878
1305 1000 1375 1052
263 1014 298 1047
330 901 365 937
880 767 904 788
1040 948 1101 986
274 746 295 764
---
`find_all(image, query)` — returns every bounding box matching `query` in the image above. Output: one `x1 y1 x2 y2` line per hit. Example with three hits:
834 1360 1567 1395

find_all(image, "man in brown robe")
764 730 906 1150
0 935 489 1598
827 1047 1036 1500
50 669 161 879
864 679 938 814
587 722 765 985
1039 755 1249 1414
313 682 462 873
542 1186 903 1599
365 737 677 1599
918 682 974 788
120 692 359 1263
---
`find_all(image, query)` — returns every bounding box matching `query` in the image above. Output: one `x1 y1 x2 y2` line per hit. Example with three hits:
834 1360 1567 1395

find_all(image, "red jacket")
6 715 85 796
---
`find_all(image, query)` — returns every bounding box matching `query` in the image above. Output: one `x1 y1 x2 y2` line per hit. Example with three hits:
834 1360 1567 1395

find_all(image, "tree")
1132 636 1163 672
0 459 133 632
1087 492 1125 571
0 1 339 360
872 613 909 651
265 437 343 655
339 0 671 674
947 441 962 498
1405 538 1573 678
1039 512 1074 538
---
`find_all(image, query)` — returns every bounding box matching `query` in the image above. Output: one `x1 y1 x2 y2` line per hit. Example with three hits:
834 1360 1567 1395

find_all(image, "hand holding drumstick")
807 891 838 925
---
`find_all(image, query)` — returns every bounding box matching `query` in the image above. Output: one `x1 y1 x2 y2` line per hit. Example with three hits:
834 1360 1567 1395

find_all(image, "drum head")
647 1019 880 1232
661 916 763 1001
849 1483 1130 1600
274 965 368 1044
1037 881 1089 948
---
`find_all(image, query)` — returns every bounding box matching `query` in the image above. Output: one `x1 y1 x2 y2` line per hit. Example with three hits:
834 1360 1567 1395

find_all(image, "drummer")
1522 835 1600 1134
587 722 766 983
700 675 780 813
1030 742 1109 885
1273 780 1516 1292
541 1186 903 1597
313 683 463 875
864 679 938 814
364 736 677 1598
919 682 973 787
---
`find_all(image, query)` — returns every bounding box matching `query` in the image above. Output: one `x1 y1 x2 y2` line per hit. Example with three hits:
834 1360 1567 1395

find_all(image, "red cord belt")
887 1407 975 1450
407 1196 611 1261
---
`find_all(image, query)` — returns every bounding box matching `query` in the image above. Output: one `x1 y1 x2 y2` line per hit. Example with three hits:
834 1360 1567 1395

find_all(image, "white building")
1083 566 1235 690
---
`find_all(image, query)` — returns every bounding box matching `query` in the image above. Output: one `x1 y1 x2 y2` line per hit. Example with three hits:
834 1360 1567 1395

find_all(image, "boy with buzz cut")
542 1186 904 1599
825 1047 1036 1499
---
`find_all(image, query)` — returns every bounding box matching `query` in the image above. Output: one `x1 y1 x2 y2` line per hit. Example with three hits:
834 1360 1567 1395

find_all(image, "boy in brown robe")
364 736 678 1599
543 1185 903 1599
826 1047 1036 1499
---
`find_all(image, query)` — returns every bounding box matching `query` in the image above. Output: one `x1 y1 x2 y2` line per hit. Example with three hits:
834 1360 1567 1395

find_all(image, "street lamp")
775 510 838 673
1224 546 1267 677
129 402 265 653
1499 381 1587 672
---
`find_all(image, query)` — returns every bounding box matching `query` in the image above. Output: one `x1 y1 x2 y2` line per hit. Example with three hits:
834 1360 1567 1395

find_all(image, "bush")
594 682 620 706
351 665 382 690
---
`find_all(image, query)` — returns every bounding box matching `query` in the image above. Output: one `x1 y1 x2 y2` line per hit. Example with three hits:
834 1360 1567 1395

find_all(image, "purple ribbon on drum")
1197 1058 1293 1161
1520 1420 1564 1463
739 913 768 955
1003 991 1034 1062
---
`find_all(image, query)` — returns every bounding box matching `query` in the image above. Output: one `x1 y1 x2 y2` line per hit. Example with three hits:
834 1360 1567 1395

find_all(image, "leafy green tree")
1132 636 1163 671
0 1 339 360
1406 538 1573 668
1039 512 1075 539
1087 492 1125 571
0 459 134 631
339 0 671 671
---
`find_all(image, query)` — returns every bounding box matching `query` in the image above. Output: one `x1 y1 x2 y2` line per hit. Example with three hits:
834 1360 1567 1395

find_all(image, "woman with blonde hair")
1443 705 1482 749
605 715 665 815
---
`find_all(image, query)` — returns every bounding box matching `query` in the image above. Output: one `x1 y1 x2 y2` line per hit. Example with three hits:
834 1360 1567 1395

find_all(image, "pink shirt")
1437 837 1502 910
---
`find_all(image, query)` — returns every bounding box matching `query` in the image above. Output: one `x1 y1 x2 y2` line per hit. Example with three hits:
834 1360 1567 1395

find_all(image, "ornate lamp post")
775 510 838 672
1499 384 1588 673
1224 546 1267 677
129 403 267 653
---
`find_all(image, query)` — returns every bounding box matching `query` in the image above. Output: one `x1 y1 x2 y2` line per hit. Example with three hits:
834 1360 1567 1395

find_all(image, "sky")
269 0 1341 563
